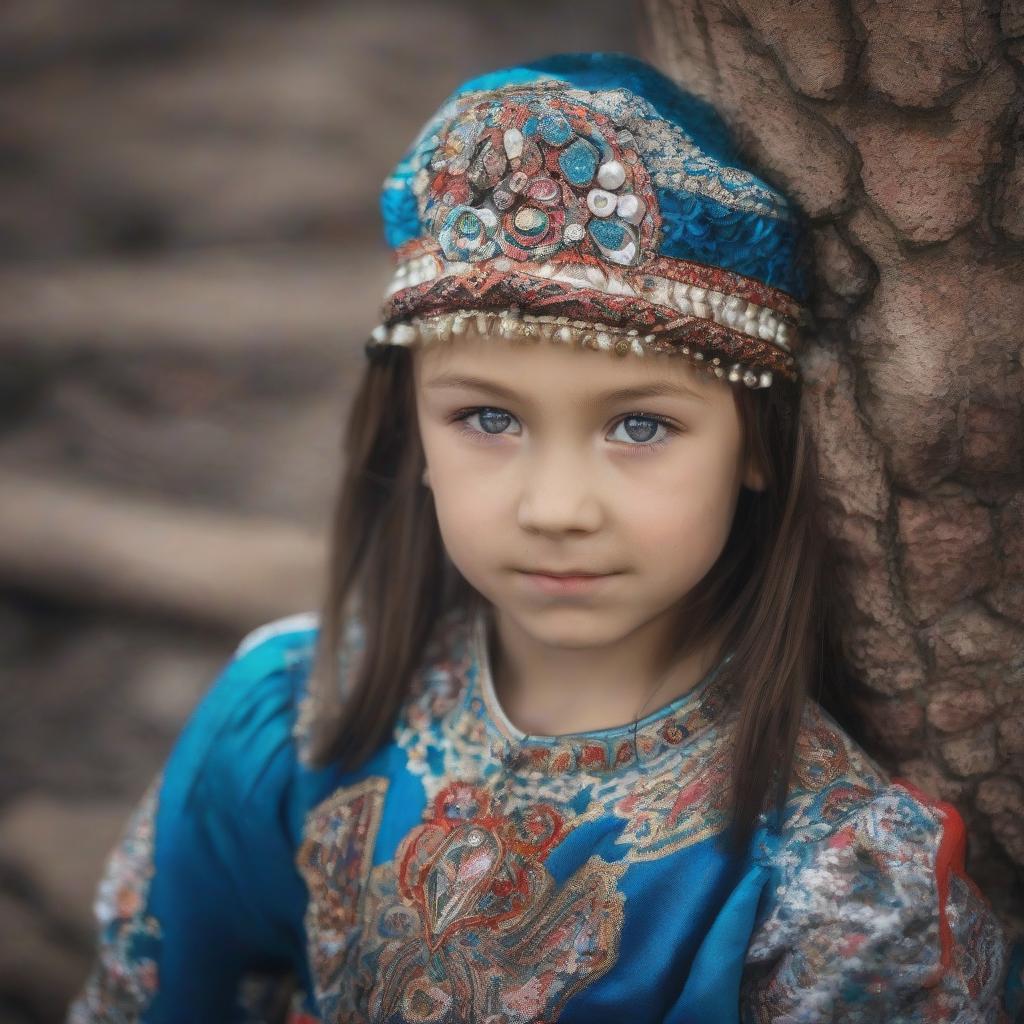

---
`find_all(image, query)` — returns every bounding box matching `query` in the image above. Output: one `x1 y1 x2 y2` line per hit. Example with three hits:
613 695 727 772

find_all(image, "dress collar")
467 603 735 777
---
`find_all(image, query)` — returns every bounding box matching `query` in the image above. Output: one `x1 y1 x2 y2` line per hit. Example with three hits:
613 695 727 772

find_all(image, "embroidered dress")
68 605 1024 1023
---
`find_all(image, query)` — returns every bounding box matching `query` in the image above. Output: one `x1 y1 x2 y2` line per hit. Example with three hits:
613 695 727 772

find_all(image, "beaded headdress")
367 52 813 390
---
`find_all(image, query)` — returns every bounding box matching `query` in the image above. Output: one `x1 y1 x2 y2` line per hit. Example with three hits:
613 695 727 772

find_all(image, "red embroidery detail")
891 777 969 981
384 271 799 380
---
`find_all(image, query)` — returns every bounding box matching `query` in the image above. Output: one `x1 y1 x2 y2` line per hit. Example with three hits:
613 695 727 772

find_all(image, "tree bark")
643 0 1024 934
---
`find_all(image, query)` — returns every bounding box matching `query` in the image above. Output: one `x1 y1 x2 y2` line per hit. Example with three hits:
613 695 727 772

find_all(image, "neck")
485 605 727 738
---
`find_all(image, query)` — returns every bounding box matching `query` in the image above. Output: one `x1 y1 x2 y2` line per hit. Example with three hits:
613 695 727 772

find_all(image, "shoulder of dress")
746 771 1012 1002
234 610 321 661
766 698 892 840
171 611 322 810
759 704 976 902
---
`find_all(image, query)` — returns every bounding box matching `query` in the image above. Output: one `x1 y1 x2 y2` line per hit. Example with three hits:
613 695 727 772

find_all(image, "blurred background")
0 3 644 1019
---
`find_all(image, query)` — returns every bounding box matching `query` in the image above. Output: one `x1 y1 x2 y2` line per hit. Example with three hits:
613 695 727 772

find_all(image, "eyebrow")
423 373 709 406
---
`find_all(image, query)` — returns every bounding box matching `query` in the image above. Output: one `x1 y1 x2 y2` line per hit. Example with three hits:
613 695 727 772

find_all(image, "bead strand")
368 309 774 389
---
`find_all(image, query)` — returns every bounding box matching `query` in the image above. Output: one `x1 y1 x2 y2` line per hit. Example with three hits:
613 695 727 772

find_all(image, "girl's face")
413 329 765 649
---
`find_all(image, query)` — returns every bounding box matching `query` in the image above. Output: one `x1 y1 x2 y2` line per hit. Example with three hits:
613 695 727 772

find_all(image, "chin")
503 601 631 643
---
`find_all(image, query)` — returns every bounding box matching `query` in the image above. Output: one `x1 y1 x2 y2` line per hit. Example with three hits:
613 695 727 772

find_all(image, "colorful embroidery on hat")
419 87 659 271
373 57 814 387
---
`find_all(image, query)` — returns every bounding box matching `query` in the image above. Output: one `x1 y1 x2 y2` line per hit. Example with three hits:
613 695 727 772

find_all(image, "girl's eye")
450 407 680 452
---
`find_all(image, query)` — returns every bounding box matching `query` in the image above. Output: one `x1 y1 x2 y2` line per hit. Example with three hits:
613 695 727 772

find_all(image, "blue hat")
369 52 813 389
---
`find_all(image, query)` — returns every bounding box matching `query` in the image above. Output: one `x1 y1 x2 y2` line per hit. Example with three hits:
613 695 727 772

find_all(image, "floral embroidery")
299 779 626 1022
292 603 1016 1021
418 86 659 269
67 774 163 1023
296 774 389 1013
393 606 741 865
610 741 734 861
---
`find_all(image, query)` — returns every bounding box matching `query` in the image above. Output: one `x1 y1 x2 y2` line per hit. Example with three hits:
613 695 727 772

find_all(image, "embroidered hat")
367 52 814 389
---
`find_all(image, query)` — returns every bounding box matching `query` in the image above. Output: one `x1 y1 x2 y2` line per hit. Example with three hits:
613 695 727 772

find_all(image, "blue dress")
67 603 1024 1023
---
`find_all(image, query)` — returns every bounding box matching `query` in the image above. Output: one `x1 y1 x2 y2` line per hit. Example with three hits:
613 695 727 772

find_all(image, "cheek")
628 443 741 562
429 468 500 562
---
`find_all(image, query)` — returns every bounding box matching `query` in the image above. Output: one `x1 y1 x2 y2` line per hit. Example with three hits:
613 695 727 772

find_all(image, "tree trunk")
642 0 1024 935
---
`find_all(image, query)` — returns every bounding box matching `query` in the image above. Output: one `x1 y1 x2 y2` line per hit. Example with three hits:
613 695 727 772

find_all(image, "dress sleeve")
66 615 319 1024
740 779 1017 1023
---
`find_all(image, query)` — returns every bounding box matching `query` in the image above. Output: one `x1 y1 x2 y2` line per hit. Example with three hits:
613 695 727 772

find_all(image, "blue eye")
450 407 680 452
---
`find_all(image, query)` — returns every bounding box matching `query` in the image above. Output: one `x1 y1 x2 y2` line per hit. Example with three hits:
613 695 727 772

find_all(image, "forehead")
414 330 726 405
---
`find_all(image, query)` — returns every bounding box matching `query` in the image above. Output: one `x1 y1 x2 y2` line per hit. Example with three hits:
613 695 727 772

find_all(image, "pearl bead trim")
383 255 795 353
367 309 774 389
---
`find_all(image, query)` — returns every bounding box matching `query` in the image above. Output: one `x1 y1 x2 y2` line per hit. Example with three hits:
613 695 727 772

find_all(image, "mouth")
515 569 620 595
517 568 620 578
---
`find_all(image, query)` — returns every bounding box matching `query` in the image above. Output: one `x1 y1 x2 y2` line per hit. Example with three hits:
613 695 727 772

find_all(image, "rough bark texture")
645 0 1024 936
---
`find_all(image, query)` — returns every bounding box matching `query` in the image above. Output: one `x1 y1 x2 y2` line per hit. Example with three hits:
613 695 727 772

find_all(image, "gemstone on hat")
503 127 524 160
513 207 548 235
538 112 573 145
615 193 646 225
587 218 638 266
525 177 560 204
558 138 599 187
437 205 499 260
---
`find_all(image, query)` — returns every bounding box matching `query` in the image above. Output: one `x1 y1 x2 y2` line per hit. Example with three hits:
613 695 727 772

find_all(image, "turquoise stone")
587 217 639 266
538 113 573 146
558 139 598 187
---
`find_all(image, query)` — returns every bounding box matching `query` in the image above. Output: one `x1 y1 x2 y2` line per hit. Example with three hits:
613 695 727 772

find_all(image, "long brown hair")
304 327 861 861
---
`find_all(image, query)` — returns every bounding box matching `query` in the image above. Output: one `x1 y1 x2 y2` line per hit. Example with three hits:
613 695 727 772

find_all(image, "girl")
68 52 1022 1023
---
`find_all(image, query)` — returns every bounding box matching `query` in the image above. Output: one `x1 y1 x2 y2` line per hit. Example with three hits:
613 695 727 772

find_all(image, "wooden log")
0 468 324 631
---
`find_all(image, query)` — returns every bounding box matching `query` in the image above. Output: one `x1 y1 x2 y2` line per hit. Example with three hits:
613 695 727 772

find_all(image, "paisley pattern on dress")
299 778 626 1023
296 775 390 1014
742 779 1012 1023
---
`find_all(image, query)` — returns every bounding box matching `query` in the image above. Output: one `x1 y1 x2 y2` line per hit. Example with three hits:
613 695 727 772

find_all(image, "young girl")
68 52 1022 1024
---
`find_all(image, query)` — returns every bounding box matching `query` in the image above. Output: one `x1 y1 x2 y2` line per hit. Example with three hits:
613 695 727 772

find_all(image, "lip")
519 567 618 577
516 570 619 596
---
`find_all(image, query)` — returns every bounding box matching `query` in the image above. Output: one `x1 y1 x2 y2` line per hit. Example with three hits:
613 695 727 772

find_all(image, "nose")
515 444 602 534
